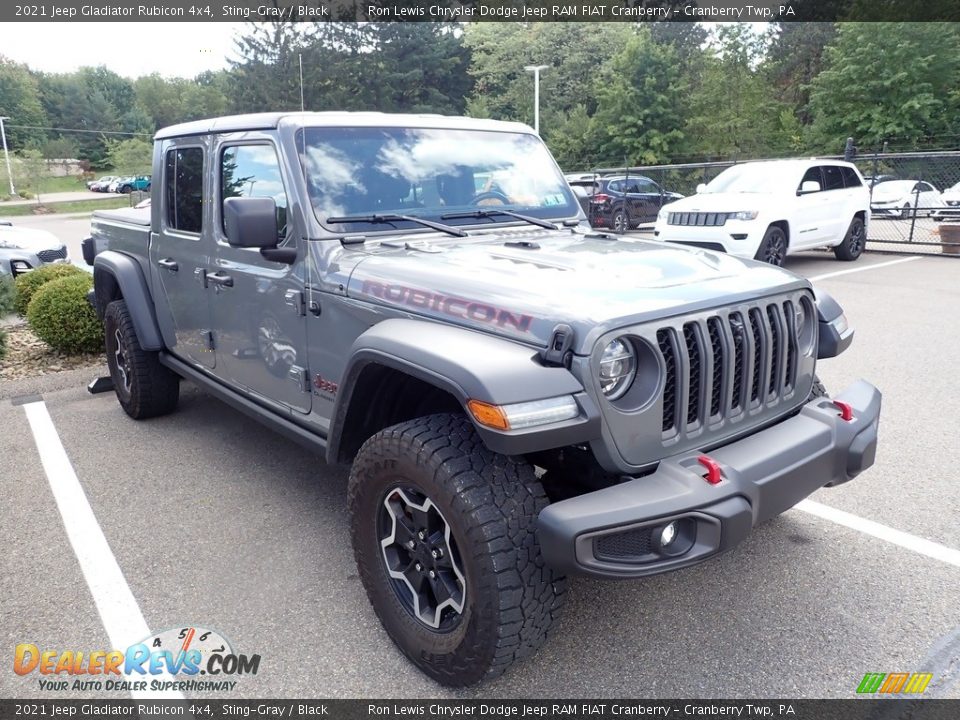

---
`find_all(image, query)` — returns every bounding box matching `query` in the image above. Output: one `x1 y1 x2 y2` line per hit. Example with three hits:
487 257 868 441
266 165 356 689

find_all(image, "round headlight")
599 338 637 400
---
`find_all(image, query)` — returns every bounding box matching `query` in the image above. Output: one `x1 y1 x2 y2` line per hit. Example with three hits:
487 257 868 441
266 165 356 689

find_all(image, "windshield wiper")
441 209 559 231
326 213 467 238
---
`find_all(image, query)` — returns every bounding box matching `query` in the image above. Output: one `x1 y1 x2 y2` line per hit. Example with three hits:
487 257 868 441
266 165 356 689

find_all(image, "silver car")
0 220 69 277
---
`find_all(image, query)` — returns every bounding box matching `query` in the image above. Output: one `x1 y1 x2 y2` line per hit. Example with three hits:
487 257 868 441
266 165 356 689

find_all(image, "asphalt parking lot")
1 250 959 700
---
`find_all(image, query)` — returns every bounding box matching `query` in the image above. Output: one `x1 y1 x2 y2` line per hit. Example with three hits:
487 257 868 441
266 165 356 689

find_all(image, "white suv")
653 159 870 265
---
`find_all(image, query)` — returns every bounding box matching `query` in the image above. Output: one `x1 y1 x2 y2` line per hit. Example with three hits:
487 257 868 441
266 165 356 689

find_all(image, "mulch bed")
0 319 103 381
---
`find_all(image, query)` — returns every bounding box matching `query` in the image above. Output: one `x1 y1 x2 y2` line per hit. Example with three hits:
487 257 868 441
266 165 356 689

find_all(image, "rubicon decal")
13 626 260 693
361 280 534 332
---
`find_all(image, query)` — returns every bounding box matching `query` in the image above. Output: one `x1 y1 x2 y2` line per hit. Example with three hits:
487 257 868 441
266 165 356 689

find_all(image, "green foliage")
13 263 85 316
16 149 46 203
27 273 102 354
809 23 960 151
0 327 7 361
105 138 153 176
0 273 16 315
0 56 48 150
589 29 688 166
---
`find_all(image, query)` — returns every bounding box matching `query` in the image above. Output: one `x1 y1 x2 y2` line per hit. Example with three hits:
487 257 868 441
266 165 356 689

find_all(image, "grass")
0 197 130 217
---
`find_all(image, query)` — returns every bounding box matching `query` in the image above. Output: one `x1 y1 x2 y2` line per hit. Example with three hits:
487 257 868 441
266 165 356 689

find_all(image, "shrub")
0 274 16 316
0 327 7 361
26 274 103 354
14 263 85 316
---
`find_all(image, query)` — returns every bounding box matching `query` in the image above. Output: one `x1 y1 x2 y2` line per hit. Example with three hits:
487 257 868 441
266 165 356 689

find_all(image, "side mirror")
696 183 706 194
798 180 821 195
223 196 279 249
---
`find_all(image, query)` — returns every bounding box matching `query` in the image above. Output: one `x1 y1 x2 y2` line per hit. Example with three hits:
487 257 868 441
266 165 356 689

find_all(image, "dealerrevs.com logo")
13 626 260 693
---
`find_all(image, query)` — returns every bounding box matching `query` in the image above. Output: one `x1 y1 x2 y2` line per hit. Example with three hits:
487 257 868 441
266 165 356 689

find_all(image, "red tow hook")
697 455 723 485
832 400 855 422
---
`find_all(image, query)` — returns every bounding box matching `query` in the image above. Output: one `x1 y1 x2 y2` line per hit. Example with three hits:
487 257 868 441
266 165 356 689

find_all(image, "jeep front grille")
667 211 727 227
658 299 800 436
37 247 66 263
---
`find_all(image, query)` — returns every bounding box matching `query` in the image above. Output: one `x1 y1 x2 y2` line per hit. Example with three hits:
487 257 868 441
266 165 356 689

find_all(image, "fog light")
659 522 678 548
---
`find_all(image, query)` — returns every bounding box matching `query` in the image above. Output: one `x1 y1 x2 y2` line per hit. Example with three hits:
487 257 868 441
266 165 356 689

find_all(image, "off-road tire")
104 299 179 420
348 413 566 687
754 225 788 266
834 216 866 261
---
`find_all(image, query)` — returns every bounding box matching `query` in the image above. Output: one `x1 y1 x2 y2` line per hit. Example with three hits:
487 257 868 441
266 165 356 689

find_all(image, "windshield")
297 127 578 233
703 164 793 194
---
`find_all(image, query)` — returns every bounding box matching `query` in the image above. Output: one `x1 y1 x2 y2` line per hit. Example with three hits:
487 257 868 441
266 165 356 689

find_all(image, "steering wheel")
470 190 511 206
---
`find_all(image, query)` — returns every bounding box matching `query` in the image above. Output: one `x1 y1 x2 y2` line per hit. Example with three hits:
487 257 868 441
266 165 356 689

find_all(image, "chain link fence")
575 151 960 256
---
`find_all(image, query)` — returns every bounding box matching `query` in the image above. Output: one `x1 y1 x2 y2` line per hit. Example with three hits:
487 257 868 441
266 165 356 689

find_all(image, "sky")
3 23 242 78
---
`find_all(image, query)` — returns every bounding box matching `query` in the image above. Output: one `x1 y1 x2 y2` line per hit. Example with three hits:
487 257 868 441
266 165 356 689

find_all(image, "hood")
0 225 62 252
870 183 913 200
347 230 808 354
664 193 772 213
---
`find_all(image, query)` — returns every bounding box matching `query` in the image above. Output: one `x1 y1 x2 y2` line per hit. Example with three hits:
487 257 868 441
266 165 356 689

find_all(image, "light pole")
524 65 548 135
0 117 15 196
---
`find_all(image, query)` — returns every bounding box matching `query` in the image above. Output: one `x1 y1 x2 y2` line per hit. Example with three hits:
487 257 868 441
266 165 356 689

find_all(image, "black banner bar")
3 0 960 23
1 700 959 720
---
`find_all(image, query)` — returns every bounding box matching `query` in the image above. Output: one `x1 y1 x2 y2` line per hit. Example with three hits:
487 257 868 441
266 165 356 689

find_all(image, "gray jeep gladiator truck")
83 112 881 687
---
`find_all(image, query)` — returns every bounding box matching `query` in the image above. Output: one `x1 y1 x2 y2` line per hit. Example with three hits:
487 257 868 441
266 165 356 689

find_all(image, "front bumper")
538 380 881 579
651 222 763 257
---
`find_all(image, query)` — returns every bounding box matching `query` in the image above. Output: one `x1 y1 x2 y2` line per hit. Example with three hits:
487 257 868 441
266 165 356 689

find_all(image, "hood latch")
541 323 575 368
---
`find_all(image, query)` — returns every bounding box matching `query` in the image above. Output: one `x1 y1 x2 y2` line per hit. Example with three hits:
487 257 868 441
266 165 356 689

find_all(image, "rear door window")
821 165 845 191
840 167 862 188
164 147 204 234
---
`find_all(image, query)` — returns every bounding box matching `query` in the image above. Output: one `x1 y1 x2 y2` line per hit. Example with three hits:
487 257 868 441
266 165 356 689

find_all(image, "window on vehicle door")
164 147 204 234
799 166 822 192
220 144 291 246
821 165 844 192
839 167 862 188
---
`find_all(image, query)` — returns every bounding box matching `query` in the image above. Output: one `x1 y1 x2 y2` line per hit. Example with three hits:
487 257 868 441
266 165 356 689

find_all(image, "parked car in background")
106 177 127 193
565 173 599 216
0 221 69 277
87 175 117 191
863 174 897 188
583 175 683 232
931 181 960 222
653 159 870 265
870 180 944 219
117 175 151 193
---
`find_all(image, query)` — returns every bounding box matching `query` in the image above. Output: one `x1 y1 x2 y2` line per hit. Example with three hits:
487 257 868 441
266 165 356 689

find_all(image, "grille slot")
594 528 653 561
668 211 727 227
683 323 703 426
656 298 804 438
658 329 678 432
37 247 66 263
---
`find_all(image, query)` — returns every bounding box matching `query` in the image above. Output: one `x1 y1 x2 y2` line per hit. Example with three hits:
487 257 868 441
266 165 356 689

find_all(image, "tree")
17 148 46 204
767 23 836 124
464 23 633 128
38 72 119 165
589 28 688 165
105 138 153 175
0 56 48 149
228 21 316 112
683 25 793 159
808 23 960 151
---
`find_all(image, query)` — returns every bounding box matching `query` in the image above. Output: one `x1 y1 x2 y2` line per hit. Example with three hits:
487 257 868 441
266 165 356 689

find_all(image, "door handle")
207 272 234 288
157 258 178 271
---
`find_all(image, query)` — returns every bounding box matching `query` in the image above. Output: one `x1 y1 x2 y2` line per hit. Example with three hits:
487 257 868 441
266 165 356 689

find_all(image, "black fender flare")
326 319 600 463
92 251 164 350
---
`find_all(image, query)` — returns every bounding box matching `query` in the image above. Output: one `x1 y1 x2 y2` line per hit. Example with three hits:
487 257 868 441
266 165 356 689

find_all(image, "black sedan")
570 175 683 233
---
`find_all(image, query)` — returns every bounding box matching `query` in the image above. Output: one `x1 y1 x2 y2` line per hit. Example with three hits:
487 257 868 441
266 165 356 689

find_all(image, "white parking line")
808 255 923 281
22 400 184 701
795 499 960 569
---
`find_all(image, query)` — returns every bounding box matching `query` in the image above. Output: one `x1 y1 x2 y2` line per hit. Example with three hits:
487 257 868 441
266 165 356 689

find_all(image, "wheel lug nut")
415 563 422 572
407 540 415 549
431 549 440 559
429 570 436 579
418 530 426 540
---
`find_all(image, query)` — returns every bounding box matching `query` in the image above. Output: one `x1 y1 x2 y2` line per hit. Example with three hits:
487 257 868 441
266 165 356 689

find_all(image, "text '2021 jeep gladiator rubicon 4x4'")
83 112 881 687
